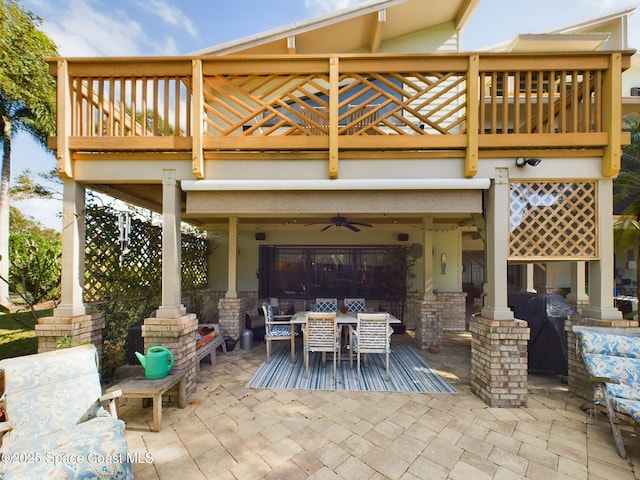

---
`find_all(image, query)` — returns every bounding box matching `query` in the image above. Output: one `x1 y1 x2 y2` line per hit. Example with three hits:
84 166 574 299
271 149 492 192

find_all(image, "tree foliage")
614 118 640 301
8 207 61 305
0 0 58 305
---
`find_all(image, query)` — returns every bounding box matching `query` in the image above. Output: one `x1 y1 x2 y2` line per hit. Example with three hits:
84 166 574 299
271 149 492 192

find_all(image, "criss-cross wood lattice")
202 70 467 137
84 208 208 303
509 181 597 260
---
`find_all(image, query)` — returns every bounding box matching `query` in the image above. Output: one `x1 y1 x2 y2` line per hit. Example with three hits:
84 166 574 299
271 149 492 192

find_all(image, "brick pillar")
470 316 529 407
142 313 198 399
414 298 442 351
218 296 251 340
36 313 105 356
566 314 640 402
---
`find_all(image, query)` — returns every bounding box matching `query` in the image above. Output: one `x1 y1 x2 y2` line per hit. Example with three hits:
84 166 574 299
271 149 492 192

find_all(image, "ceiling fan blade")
321 224 333 231
349 221 372 228
345 223 361 232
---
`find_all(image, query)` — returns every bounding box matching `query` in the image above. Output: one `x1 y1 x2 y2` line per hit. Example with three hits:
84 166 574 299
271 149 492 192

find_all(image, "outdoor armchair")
303 312 340 381
0 344 133 479
262 302 298 362
349 313 393 381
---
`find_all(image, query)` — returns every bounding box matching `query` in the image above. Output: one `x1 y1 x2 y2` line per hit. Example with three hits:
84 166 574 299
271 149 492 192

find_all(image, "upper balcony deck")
48 51 632 180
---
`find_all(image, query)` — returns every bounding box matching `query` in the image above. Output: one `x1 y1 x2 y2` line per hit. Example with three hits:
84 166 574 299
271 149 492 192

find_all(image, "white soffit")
181 178 491 191
506 33 610 52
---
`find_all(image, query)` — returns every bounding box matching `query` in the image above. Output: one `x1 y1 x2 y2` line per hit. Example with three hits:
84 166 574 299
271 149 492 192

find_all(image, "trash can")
240 329 254 351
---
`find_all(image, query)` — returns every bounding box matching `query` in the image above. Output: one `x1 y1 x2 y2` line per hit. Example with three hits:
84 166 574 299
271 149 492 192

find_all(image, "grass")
0 309 53 360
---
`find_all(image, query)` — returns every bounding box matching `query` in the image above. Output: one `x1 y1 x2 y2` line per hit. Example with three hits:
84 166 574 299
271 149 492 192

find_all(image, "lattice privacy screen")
509 181 597 260
84 208 208 303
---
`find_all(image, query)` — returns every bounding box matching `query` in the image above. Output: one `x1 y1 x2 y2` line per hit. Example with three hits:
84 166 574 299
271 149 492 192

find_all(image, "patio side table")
107 367 187 432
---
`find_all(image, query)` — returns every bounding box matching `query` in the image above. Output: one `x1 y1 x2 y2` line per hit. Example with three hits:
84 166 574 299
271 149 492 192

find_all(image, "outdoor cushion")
314 301 337 313
0 344 133 479
345 300 366 313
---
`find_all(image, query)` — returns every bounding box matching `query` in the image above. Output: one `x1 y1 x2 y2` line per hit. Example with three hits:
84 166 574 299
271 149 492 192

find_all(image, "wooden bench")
196 323 226 374
107 368 186 432
573 326 640 458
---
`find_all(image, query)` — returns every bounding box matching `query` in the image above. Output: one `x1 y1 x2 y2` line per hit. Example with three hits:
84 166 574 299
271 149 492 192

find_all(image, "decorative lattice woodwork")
509 181 597 260
84 208 208 303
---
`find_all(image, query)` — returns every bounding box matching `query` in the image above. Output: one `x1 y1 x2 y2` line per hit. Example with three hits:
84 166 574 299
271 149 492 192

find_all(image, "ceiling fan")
305 215 373 232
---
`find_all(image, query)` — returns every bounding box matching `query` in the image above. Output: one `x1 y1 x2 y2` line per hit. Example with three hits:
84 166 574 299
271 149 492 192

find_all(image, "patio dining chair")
344 298 366 313
314 298 337 312
348 313 393 381
302 312 340 380
261 303 298 362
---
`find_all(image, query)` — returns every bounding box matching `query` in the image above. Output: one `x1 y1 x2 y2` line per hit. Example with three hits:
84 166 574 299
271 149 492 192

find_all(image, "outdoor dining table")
288 311 401 360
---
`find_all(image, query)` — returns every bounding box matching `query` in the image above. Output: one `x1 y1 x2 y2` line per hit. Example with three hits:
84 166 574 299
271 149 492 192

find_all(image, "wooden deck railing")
49 52 630 179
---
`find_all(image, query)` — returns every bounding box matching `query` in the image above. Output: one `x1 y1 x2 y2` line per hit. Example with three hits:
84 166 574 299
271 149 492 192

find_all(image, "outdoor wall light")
515 157 541 168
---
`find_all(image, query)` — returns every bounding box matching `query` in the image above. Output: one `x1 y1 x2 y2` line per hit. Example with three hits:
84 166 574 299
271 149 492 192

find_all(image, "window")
259 245 409 300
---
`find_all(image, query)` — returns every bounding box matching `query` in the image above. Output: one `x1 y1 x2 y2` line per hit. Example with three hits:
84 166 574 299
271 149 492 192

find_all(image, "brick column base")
566 314 640 402
414 298 442 351
218 296 252 340
470 316 529 407
36 313 105 356
142 313 198 400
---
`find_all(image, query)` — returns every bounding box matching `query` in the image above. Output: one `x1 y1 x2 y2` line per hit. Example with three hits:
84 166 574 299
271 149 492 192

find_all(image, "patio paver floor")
115 331 640 479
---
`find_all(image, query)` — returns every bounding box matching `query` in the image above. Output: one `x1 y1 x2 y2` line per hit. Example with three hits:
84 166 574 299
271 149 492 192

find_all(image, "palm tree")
614 115 640 302
0 1 58 306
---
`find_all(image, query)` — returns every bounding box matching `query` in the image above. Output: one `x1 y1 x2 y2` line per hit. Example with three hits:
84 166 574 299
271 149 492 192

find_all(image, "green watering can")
135 346 174 379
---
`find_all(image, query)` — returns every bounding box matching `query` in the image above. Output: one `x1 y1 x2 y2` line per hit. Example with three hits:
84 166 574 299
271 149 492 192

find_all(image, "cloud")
31 0 146 57
304 0 367 15
134 0 198 38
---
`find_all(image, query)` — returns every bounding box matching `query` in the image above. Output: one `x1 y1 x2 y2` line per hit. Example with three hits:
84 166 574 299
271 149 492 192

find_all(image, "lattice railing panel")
202 70 467 137
84 208 208 303
203 73 331 136
509 181 597 259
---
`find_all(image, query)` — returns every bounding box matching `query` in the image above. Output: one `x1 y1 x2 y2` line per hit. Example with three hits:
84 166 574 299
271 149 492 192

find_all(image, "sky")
11 0 640 229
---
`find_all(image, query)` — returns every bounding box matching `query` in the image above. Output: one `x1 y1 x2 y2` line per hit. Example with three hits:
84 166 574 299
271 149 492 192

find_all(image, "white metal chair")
303 312 340 380
261 303 297 362
348 312 393 381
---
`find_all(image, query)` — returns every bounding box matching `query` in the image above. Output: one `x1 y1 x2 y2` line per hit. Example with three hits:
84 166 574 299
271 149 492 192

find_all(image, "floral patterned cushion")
1 416 132 479
0 345 133 479
577 330 640 423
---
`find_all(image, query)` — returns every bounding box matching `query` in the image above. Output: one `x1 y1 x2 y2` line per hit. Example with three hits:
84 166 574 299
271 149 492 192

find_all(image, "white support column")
567 261 589 305
156 169 186 318
582 178 622 320
54 180 88 317
481 168 514 320
423 217 435 300
524 264 536 293
226 216 238 299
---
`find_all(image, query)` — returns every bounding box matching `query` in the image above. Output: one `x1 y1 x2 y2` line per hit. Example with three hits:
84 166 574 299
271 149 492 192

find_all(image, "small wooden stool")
107 368 186 432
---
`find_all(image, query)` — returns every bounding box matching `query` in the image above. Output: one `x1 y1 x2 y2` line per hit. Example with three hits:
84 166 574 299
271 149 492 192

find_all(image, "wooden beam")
603 52 622 177
370 10 386 53
465 55 479 178
329 57 339 179
192 59 204 178
287 36 296 55
56 59 73 179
